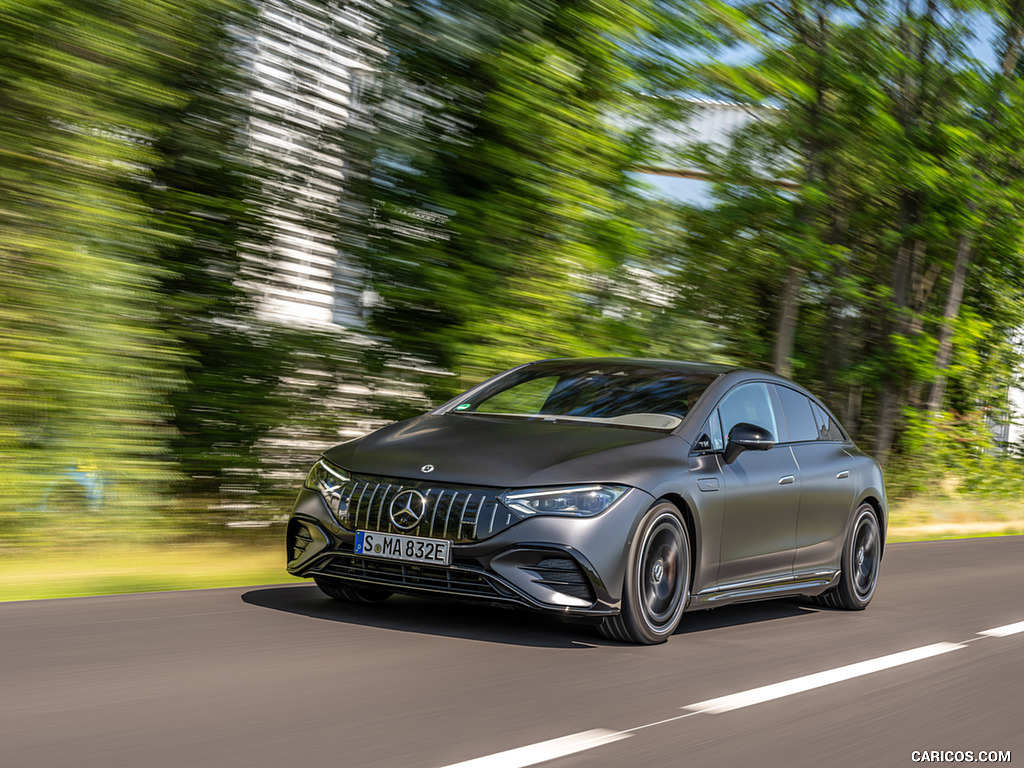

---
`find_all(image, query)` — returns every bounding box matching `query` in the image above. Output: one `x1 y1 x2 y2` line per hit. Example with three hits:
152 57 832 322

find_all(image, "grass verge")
0 542 302 602
887 497 1024 542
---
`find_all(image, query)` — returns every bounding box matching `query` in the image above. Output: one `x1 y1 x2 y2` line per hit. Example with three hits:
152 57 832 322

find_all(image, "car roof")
528 357 740 377
528 358 821 403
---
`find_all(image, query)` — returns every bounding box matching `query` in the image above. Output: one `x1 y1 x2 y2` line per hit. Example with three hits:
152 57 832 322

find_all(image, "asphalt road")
2 537 1021 768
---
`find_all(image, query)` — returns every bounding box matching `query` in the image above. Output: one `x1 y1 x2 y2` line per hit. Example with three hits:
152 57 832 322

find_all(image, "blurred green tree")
336 0 705 396
136 0 299 510
680 0 1024 474
0 0 313 537
0 0 187 539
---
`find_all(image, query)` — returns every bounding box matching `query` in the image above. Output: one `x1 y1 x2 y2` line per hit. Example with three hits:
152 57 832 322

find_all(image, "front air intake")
287 519 315 563
527 557 595 602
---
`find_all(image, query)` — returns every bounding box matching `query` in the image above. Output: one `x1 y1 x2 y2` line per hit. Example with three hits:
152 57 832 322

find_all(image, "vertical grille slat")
347 481 360 528
434 490 446 532
471 496 485 539
354 481 369 528
457 494 474 537
344 482 356 526
442 492 457 537
333 473 511 543
380 484 395 533
366 483 382 529
426 488 439 533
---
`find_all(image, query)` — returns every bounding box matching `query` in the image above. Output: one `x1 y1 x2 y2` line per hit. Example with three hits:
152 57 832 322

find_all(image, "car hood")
322 413 688 489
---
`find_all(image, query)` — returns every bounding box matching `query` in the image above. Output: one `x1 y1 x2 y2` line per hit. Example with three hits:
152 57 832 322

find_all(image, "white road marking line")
978 620 1024 637
683 642 966 714
437 729 630 768
622 710 702 735
440 623 1018 768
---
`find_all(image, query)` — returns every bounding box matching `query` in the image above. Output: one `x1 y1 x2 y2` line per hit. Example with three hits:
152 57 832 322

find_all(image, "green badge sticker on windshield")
454 402 471 411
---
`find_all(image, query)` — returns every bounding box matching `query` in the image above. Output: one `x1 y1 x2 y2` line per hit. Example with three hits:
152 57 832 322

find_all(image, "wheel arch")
653 492 699 588
856 494 887 557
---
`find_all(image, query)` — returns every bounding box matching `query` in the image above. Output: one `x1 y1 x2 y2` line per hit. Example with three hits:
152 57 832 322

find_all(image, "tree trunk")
926 231 971 412
873 234 924 461
773 264 802 378
846 384 863 437
873 384 900 464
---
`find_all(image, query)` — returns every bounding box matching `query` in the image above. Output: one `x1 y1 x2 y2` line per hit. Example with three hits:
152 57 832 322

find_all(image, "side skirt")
688 570 840 611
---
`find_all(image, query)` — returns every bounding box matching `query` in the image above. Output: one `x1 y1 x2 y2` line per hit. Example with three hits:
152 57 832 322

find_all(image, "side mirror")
724 422 775 464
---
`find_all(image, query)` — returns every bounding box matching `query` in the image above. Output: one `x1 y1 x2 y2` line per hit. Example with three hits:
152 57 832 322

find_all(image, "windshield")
448 362 717 431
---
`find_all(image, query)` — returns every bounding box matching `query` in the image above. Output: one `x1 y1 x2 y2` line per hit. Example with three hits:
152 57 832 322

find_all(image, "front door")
715 382 800 588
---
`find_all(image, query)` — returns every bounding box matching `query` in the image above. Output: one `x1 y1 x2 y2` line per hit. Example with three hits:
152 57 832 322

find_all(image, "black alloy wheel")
314 576 393 604
815 503 881 610
600 502 690 644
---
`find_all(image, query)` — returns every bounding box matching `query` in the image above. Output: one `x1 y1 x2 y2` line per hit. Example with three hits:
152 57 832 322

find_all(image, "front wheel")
815 503 881 610
599 502 690 644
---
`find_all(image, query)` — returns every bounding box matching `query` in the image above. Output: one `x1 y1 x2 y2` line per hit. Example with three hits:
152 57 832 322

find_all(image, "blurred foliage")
0 0 372 542
3 0 1024 549
677 0 1024 486
136 0 293 505
888 407 1024 499
334 0 723 398
0 0 188 541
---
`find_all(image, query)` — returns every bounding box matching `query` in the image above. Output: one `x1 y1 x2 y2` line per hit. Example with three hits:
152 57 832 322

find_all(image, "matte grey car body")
287 358 887 644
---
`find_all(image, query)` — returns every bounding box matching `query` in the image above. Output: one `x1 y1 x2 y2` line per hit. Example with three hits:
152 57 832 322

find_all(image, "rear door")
773 385 857 576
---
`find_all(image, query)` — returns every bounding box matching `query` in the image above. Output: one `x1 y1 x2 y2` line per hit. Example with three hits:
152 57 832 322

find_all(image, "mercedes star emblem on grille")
389 489 428 531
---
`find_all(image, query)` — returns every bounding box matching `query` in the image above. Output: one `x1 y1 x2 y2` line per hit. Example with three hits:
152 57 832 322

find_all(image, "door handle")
778 475 795 485
836 470 850 479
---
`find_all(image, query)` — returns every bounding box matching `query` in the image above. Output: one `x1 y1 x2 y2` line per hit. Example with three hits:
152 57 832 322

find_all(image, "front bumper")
286 485 655 617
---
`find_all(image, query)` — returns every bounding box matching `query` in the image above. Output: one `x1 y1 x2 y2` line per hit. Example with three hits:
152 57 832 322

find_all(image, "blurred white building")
246 0 373 329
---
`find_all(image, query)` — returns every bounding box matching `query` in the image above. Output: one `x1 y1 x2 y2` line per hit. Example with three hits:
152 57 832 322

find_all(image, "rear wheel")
599 502 690 644
314 576 392 604
814 503 880 610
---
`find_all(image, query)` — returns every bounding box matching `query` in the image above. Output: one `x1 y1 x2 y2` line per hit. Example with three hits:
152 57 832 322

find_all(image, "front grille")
527 557 595 602
336 474 513 543
314 551 519 602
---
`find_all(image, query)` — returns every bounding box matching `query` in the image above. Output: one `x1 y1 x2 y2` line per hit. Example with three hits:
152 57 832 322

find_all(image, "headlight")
304 459 350 516
501 485 628 517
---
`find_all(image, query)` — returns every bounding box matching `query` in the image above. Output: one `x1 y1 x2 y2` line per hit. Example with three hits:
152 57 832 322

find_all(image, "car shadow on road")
241 584 819 648
673 600 820 634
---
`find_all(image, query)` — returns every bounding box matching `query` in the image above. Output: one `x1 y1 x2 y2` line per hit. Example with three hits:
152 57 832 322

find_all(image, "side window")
811 401 845 442
692 410 724 452
709 409 724 450
774 385 819 443
718 383 778 441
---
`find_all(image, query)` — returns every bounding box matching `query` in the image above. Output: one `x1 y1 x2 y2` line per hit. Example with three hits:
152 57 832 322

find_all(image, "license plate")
354 530 451 566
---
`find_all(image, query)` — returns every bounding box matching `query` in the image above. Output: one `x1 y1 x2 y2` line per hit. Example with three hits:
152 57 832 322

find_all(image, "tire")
814 503 881 610
599 502 691 644
314 576 393 604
